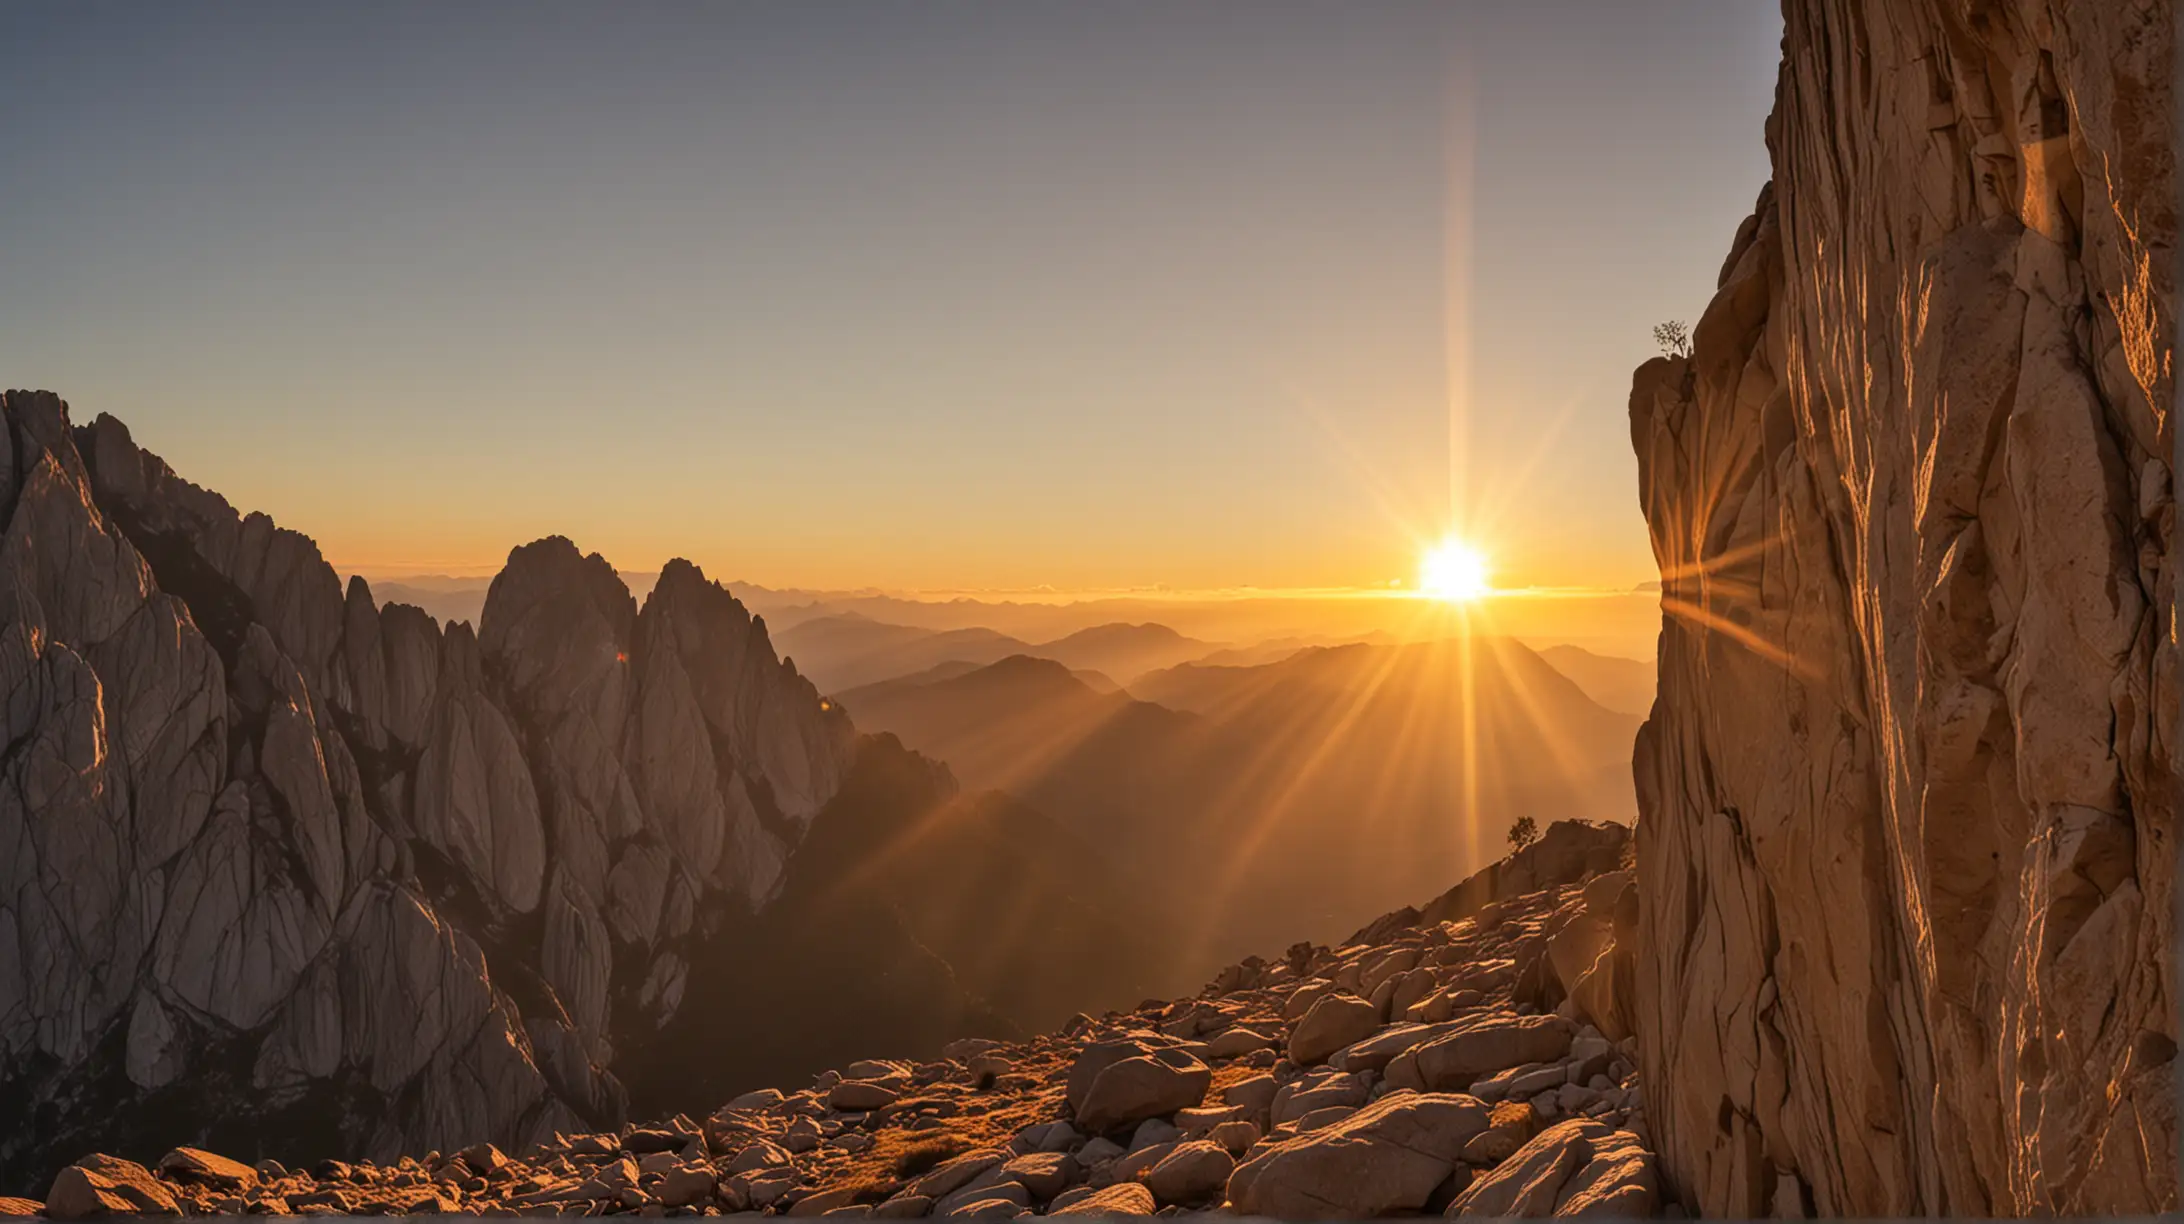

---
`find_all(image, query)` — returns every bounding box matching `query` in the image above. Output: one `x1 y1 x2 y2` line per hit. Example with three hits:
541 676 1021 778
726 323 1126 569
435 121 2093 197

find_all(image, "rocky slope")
13 821 1660 1219
1628 1 2176 1215
0 390 863 1190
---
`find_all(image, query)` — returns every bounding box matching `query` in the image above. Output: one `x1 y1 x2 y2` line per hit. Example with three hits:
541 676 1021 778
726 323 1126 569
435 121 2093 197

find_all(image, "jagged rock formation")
1628 2 2175 1215
0 391 857 1190
21 820 1656 1218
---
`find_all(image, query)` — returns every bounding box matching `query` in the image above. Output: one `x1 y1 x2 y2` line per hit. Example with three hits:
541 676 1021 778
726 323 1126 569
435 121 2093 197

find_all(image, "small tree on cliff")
1506 815 1539 852
1653 320 1692 359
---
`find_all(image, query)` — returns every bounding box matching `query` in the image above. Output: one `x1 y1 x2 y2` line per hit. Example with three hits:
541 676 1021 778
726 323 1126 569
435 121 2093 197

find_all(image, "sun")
1419 538 1491 601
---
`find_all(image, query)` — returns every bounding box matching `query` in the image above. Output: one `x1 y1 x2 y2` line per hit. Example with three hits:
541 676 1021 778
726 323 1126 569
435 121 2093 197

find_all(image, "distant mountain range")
775 612 1219 691
1535 644 1658 715
837 637 1643 968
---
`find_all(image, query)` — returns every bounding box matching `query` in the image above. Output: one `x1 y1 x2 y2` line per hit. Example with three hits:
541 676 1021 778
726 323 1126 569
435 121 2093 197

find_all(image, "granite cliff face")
1629 1 2175 1215
0 391 857 1188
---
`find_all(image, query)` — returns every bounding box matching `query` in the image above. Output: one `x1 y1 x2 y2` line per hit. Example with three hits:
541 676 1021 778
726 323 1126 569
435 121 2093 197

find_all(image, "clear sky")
3 2 1780 594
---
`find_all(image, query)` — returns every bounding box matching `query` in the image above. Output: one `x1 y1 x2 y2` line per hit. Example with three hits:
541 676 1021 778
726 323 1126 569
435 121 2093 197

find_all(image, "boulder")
1335 1021 1466 1073
999 1152 1078 1199
933 1181 1029 1217
1142 1142 1234 1205
1127 1119 1181 1152
1292 1104 1358 1132
788 1186 866 1217
1271 1072 1368 1126
660 1165 719 1208
45 1157 180 1220
1077 1138 1125 1167
1108 1141 1178 1185
1287 993 1380 1066
830 1080 902 1111
910 1151 1006 1200
155 1147 257 1192
456 1143 510 1175
1209 1120 1262 1155
1201 1028 1274 1059
1226 1092 1490 1217
1448 1118 1657 1217
944 1198 1026 1219
729 1139 792 1172
1221 1072 1278 1116
1072 1047 1212 1134
1049 1183 1156 1216
1387 1015 1574 1092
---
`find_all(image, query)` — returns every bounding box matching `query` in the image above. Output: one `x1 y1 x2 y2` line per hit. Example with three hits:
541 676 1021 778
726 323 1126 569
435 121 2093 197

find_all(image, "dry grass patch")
814 1091 1050 1197
891 1139 973 1180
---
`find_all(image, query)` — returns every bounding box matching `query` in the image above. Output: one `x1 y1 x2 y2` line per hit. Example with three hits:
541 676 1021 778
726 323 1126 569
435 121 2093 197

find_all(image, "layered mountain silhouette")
777 613 1216 693
1532 645 1656 716
839 640 1640 968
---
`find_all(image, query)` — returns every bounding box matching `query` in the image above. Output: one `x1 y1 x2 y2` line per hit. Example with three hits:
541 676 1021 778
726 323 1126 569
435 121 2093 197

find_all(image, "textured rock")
0 393 857 1191
1073 1047 1213 1134
1449 1119 1657 1218
1386 1015 1574 1093
1141 1141 1233 1205
1367 821 1629 941
1048 1182 1154 1216
1628 3 2176 1216
45 1156 179 1219
154 1147 257 1193
1285 993 1380 1066
1226 1091 1488 1218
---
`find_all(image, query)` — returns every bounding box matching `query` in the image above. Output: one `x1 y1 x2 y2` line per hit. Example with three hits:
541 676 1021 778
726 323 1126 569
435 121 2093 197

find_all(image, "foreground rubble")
13 821 1666 1219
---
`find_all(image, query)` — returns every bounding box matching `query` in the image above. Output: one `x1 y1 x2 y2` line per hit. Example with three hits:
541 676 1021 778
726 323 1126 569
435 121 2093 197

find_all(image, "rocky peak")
0 391 860 1192
480 535 637 711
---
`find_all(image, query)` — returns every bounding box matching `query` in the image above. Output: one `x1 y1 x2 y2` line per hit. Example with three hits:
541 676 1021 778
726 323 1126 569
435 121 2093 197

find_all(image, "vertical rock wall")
1633 0 2175 1215
1629 1 2174 1215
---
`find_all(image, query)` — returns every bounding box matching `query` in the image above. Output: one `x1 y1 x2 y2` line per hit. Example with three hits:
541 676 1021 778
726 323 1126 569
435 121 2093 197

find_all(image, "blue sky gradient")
2 2 1780 591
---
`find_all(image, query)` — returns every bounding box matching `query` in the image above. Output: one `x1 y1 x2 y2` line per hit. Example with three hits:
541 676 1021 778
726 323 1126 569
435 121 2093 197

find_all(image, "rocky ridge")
1629 1 2176 1215
0 391 857 1189
12 820 1661 1219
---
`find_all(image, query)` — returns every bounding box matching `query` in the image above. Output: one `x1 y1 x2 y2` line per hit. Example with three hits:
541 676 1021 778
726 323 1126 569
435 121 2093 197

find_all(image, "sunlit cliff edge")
1629 0 2175 1213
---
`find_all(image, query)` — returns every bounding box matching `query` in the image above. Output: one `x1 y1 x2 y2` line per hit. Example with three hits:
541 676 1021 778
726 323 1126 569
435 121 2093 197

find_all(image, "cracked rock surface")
0 391 857 1192
1628 1 2176 1215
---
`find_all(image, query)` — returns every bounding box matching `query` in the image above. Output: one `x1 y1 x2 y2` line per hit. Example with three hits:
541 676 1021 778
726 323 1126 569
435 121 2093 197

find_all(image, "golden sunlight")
1419 538 1491 601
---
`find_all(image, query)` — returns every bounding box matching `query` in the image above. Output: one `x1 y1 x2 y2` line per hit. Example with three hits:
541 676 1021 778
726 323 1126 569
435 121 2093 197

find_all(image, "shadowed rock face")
0 391 857 1190
1629 2 2175 1216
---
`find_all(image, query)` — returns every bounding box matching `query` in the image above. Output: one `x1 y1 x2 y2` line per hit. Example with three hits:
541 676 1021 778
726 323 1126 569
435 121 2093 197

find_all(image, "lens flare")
1420 539 1490 601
